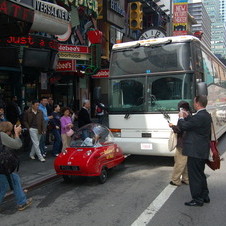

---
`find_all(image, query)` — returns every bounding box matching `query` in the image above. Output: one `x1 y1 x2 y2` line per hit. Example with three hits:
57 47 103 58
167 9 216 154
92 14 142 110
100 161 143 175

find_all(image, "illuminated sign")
59 52 90 60
58 44 89 53
0 0 34 22
58 0 98 15
35 0 70 22
31 0 70 35
0 35 58 50
92 69 109 78
56 60 76 72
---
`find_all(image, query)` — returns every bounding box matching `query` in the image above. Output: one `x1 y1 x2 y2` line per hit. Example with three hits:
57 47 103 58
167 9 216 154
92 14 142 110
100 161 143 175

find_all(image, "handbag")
168 130 177 152
66 128 74 137
206 123 221 170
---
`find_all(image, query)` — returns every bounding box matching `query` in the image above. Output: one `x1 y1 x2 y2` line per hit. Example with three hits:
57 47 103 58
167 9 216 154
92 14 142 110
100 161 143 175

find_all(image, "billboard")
173 1 188 36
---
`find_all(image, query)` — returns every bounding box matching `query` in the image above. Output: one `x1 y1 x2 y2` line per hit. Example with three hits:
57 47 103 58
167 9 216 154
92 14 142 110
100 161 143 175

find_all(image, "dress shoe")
204 197 210 203
185 200 203 207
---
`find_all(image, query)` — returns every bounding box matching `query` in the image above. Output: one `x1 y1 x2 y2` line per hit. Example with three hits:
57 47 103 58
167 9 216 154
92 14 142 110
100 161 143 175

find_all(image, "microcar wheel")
63 175 72 182
98 169 107 184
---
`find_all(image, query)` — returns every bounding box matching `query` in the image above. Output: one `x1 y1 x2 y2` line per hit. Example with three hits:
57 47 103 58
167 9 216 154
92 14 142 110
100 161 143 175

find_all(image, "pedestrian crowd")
0 96 107 211
0 97 99 162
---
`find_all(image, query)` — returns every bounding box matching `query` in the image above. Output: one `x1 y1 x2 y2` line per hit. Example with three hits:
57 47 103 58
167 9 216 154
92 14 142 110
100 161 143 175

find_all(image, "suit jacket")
78 107 92 128
178 109 211 159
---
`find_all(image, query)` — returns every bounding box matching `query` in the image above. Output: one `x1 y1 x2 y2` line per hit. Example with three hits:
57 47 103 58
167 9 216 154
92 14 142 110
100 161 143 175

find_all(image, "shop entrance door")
53 82 74 107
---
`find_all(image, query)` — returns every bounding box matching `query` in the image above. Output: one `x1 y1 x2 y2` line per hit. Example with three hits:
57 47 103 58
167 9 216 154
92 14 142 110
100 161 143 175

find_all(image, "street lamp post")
169 0 173 36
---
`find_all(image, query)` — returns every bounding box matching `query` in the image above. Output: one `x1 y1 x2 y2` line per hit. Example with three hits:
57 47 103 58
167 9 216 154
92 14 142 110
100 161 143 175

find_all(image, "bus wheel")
98 168 108 184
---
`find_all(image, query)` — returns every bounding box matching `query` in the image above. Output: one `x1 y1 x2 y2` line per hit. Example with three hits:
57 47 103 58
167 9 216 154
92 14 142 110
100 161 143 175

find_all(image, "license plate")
141 143 153 150
60 165 80 171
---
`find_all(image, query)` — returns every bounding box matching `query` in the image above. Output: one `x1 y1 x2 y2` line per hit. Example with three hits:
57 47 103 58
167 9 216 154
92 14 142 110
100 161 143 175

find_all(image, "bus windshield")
109 73 194 113
110 43 191 76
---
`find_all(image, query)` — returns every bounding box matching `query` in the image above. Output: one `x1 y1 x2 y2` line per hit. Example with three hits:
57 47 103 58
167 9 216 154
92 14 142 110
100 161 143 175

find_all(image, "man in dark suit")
178 95 212 207
78 99 92 128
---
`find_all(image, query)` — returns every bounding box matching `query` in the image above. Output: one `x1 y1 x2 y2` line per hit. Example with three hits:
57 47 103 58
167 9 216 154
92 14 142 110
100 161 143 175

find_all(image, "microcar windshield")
70 123 114 147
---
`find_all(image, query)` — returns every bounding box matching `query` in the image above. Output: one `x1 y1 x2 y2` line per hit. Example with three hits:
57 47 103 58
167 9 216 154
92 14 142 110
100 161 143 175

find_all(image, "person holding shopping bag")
60 107 73 152
169 101 192 186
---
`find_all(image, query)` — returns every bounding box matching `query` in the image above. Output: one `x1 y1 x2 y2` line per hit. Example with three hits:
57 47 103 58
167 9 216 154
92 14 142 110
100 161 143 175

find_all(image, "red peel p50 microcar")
54 123 125 183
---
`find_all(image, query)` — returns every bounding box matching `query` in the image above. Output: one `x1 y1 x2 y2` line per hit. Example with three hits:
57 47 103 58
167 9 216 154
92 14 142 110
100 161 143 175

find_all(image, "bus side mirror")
197 82 208 96
93 87 101 101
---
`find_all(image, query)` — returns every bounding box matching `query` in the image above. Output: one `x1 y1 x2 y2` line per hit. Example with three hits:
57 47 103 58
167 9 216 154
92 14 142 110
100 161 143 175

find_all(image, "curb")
5 174 61 200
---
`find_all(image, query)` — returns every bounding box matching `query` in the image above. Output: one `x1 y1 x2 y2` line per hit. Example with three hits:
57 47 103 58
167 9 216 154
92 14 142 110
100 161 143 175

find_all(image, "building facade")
188 1 211 49
203 0 226 59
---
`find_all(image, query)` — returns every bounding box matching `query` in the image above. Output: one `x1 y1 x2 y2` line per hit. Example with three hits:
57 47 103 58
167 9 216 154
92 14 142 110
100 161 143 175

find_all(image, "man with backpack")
0 121 32 211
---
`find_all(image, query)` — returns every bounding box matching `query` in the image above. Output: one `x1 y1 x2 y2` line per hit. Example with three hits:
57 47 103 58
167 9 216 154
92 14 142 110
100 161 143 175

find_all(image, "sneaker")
18 198 32 211
30 156 35 160
39 158 46 162
42 154 46 158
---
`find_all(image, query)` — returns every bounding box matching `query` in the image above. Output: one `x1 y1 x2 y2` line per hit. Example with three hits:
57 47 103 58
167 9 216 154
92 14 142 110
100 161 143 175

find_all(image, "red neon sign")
0 35 58 50
0 0 34 23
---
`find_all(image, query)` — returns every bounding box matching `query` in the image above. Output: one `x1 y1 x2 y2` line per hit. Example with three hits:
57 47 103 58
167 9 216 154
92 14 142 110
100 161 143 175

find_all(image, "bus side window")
194 45 203 73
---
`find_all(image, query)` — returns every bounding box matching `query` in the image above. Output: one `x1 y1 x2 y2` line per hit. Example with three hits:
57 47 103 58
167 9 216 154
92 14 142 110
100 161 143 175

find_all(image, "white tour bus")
105 35 226 156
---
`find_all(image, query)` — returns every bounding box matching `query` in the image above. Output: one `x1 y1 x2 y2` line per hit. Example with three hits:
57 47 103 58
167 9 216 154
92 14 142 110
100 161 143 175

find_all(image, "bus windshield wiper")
150 95 171 123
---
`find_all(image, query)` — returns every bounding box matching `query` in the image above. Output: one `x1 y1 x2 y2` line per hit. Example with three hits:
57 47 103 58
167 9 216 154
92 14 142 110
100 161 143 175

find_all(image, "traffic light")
129 2 143 30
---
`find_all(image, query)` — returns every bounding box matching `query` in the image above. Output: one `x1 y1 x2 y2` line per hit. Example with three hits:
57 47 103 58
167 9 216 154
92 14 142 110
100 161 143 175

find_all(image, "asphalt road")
1 134 226 226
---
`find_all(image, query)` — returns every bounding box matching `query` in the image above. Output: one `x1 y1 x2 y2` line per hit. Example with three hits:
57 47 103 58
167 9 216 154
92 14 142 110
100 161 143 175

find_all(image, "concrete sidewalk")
5 145 59 198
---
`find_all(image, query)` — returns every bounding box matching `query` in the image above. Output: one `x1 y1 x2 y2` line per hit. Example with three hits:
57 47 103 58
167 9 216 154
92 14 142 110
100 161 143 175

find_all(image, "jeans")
0 173 27 205
29 128 43 160
39 133 46 155
52 129 62 155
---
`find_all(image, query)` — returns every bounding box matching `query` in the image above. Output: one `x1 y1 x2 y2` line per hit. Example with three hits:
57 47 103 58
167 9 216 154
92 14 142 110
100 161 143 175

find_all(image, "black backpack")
0 135 20 189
